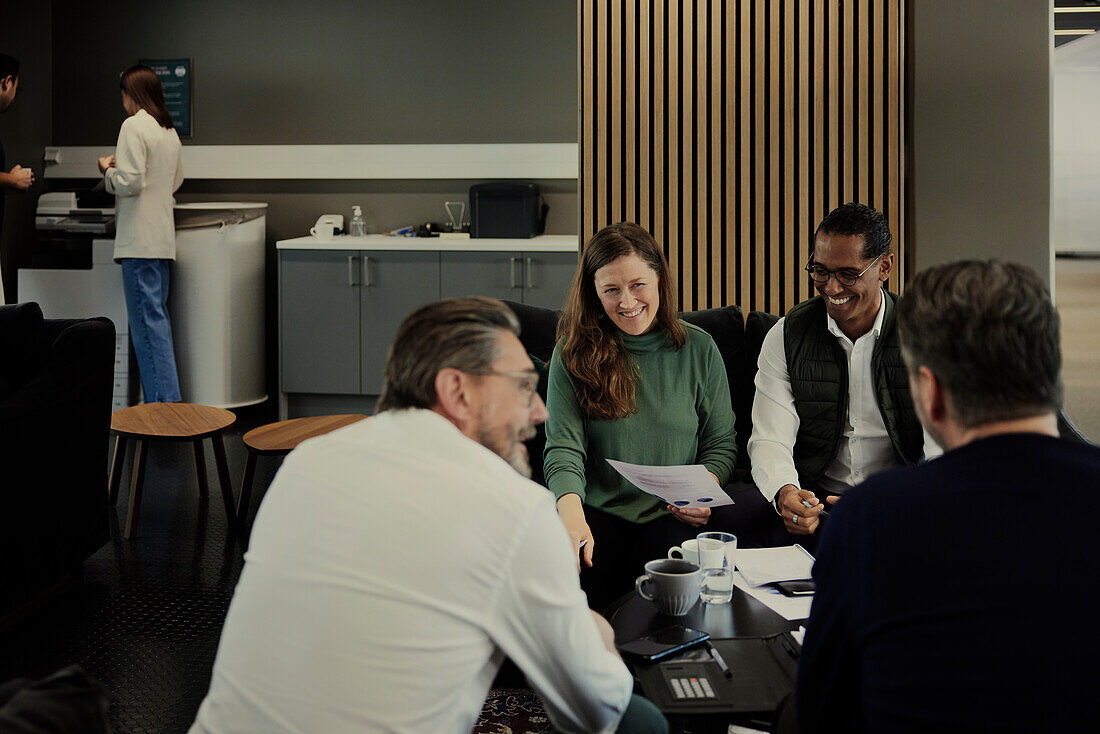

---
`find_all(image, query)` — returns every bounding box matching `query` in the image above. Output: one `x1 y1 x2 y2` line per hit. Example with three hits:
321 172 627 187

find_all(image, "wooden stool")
108 403 238 540
237 414 368 533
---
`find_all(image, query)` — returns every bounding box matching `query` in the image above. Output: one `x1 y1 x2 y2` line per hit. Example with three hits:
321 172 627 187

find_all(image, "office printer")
33 190 116 268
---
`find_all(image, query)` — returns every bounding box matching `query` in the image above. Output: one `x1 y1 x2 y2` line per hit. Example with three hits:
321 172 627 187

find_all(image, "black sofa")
0 303 115 614
505 300 780 486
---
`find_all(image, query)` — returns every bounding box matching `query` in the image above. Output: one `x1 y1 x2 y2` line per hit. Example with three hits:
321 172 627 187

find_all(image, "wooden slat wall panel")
580 0 906 313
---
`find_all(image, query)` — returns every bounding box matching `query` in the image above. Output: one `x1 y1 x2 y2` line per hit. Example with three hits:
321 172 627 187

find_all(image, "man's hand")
667 505 711 527
7 164 33 190
776 484 824 535
589 610 621 658
97 155 116 174
556 493 594 572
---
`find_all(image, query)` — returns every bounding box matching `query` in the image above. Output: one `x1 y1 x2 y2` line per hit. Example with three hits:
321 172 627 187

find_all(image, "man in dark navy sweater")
797 260 1100 733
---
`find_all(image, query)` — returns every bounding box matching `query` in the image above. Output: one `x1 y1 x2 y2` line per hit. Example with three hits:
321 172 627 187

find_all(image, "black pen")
707 643 732 678
801 499 831 519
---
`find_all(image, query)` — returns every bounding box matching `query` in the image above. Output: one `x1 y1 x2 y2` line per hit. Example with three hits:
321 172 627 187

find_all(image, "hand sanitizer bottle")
348 205 367 237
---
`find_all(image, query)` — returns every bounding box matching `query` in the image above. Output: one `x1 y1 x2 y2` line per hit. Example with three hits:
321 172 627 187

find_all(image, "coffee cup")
667 539 700 566
635 558 702 615
310 222 336 238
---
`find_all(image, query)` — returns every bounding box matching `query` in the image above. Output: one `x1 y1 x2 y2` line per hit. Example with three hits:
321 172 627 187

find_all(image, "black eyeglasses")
462 369 540 406
805 254 882 287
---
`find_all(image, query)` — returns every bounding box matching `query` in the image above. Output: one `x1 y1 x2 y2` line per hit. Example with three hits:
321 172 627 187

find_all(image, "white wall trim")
43 143 579 180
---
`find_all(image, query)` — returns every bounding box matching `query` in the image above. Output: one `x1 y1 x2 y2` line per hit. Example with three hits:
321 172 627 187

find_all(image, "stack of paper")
734 545 815 586
731 545 816 621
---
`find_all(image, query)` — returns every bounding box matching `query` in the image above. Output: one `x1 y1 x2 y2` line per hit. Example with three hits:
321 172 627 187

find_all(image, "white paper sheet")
732 571 814 621
734 545 816 587
606 459 734 509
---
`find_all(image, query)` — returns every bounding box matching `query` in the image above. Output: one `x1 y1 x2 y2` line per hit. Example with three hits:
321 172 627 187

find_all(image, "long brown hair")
120 65 174 129
558 222 684 420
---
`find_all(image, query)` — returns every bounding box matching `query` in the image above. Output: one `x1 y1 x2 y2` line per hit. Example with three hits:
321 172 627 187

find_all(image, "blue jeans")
121 258 181 403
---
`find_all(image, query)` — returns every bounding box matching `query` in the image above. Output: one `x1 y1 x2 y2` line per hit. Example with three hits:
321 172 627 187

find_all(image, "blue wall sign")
139 58 192 137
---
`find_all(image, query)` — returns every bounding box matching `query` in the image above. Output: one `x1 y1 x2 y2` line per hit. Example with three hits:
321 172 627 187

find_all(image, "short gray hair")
376 297 521 412
898 260 1062 428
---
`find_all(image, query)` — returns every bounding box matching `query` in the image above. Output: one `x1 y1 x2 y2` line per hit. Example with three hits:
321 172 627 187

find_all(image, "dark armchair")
0 303 114 613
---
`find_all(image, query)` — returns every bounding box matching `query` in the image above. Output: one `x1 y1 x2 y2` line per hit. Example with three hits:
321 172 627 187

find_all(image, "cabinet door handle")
525 257 535 289
363 256 374 287
510 257 521 289
347 255 360 286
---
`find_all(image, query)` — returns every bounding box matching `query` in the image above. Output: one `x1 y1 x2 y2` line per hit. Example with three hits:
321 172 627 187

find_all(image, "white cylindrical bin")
171 202 268 408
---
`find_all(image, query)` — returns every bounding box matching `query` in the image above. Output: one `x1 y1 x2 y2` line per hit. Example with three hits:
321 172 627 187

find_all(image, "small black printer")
469 182 549 239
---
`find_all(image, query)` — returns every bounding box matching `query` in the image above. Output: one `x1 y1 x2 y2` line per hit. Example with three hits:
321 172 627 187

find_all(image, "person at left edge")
544 222 738 611
0 53 35 303
99 65 183 402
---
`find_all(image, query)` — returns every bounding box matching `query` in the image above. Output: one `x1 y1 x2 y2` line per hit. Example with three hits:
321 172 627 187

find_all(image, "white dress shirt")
189 409 632 734
104 108 184 260
749 294 941 503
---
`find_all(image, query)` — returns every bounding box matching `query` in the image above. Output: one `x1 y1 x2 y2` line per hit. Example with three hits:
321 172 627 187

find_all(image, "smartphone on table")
617 625 711 662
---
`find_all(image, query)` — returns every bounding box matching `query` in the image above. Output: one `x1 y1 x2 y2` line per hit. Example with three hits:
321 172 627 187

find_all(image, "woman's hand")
555 493 595 572
667 505 711 527
666 471 720 526
97 155 116 173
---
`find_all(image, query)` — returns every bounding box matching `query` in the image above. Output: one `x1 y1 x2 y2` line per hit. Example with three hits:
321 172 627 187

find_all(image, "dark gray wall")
0 3 52 302
38 0 578 400
51 0 577 145
908 1 1052 285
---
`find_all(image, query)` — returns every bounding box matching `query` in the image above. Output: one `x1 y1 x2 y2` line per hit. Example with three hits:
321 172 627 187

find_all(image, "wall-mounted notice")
139 58 192 137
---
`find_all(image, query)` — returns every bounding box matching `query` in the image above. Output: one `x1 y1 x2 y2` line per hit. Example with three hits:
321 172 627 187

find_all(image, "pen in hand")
707 642 732 678
801 499 830 519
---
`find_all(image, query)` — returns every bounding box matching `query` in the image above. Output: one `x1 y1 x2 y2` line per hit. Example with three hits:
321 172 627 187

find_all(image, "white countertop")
276 234 580 253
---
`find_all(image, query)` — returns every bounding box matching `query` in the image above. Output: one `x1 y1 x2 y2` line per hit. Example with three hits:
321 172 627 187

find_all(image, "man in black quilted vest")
747 203 938 546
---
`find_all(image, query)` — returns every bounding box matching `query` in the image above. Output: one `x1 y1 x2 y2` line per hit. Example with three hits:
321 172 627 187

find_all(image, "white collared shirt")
749 293 941 502
189 409 632 734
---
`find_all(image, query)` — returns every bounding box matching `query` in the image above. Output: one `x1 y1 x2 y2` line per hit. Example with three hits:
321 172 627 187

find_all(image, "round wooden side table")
237 414 368 536
108 403 237 540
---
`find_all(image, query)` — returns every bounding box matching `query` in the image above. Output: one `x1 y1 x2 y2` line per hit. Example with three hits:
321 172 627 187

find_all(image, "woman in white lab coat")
98 65 184 402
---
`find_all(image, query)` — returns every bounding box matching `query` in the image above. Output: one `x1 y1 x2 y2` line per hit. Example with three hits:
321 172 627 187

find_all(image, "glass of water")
697 531 736 604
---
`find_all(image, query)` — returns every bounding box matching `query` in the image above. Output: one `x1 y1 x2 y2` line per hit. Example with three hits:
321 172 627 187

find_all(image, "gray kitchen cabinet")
360 251 440 394
279 250 362 394
440 251 525 302
439 250 576 310
278 237 577 415
519 251 577 310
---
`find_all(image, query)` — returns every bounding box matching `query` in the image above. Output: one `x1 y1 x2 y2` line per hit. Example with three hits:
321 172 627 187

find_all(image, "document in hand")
606 459 734 509
734 545 815 587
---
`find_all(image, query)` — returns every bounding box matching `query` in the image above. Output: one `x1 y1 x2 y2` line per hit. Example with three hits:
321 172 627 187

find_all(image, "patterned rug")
472 687 552 734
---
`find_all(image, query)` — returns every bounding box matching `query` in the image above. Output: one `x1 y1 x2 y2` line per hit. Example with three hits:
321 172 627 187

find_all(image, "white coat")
105 108 184 260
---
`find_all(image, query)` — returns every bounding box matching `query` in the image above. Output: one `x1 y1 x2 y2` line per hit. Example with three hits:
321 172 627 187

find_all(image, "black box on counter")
469 182 548 239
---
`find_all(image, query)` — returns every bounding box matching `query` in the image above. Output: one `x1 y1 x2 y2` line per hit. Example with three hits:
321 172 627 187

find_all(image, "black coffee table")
606 586 804 644
606 587 807 730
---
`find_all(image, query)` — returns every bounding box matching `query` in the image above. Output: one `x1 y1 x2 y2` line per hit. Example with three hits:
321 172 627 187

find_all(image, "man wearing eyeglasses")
190 297 666 734
748 203 939 545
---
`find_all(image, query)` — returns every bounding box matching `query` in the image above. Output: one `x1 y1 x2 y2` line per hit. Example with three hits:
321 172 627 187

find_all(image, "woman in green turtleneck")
544 222 738 610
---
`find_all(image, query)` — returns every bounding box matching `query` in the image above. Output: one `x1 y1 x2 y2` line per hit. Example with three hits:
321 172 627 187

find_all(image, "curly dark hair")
813 202 892 260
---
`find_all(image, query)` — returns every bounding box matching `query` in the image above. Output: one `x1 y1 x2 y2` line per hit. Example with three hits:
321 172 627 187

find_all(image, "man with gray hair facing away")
797 261 1100 733
190 297 666 734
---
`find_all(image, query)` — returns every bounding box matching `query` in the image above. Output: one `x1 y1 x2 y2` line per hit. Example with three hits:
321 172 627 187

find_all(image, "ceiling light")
1055 28 1098 34
1054 6 1100 12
